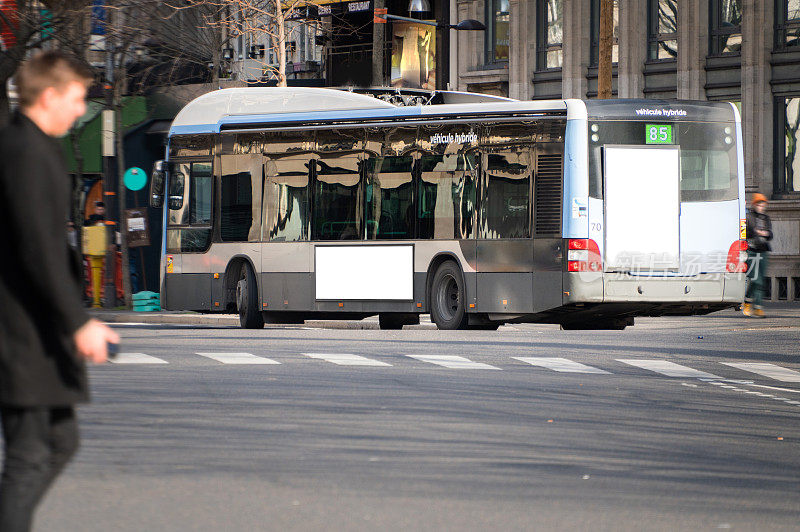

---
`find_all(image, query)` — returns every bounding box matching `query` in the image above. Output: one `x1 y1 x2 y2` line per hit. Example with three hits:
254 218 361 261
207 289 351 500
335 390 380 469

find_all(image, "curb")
90 311 438 330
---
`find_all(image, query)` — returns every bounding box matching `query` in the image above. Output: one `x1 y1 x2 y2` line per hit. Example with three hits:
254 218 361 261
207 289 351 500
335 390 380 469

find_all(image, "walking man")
0 51 120 531
743 193 773 318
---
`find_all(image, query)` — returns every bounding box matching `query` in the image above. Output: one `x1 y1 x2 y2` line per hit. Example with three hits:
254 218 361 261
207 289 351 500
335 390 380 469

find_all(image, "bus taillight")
568 239 602 272
726 240 748 273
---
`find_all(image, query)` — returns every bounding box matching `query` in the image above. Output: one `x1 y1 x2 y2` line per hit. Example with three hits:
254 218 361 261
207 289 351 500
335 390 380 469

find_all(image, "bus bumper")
564 272 745 305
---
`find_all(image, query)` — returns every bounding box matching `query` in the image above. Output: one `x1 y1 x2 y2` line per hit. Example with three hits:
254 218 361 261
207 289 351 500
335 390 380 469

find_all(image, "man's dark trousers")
0 407 79 532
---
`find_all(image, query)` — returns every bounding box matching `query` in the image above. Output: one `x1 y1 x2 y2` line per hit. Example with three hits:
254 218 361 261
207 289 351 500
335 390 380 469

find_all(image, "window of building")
778 96 800 194
709 0 742 55
776 0 800 50
485 0 510 64
220 154 262 242
590 0 619 66
536 0 563 70
647 0 678 61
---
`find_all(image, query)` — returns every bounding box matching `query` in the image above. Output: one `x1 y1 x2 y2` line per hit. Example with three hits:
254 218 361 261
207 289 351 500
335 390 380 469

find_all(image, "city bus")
149 87 746 330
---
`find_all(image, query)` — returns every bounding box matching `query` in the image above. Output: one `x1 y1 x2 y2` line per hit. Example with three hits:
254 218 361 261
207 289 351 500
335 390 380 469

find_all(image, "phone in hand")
107 342 120 360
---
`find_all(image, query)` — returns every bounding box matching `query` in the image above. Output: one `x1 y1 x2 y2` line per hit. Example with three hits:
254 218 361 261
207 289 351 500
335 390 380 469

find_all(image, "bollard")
82 225 107 308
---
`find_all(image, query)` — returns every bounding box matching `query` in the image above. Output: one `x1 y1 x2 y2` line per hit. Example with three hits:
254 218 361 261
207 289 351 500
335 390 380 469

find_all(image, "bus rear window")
588 121 738 202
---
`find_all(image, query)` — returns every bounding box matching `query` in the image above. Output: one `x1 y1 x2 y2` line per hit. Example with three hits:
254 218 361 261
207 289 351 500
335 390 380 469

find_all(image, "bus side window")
365 156 414 240
265 156 311 242
418 153 476 240
479 150 532 239
313 155 362 240
220 154 262 242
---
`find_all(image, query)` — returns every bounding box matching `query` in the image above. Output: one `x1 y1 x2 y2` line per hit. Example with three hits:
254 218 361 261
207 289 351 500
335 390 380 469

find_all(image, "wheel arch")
425 252 466 313
223 255 260 312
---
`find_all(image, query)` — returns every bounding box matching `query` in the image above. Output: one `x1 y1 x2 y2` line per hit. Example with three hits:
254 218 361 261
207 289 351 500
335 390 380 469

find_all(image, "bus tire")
430 261 468 330
236 262 264 329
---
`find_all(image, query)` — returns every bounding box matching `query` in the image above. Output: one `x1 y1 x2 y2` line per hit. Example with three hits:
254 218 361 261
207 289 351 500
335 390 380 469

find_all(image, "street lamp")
375 13 486 31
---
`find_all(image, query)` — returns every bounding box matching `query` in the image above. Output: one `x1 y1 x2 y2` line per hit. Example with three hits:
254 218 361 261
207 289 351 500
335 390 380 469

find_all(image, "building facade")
450 0 800 302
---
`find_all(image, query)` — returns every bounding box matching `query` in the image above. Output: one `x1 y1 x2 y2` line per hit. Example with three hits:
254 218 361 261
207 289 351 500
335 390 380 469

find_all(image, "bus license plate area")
604 277 723 301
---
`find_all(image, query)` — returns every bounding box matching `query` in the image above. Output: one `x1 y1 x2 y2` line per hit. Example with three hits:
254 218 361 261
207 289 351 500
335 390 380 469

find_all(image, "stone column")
562 0 591 99
618 0 646 98
741 0 774 193
677 0 708 100
508 0 531 99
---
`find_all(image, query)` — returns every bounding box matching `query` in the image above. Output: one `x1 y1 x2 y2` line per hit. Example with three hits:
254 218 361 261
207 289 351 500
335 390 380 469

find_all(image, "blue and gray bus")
149 88 746 330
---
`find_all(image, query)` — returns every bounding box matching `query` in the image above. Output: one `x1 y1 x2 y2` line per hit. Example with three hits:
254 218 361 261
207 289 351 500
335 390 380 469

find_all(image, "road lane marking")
720 363 800 383
112 353 168 364
407 355 501 370
616 359 721 379
196 352 280 365
303 353 391 366
512 357 610 374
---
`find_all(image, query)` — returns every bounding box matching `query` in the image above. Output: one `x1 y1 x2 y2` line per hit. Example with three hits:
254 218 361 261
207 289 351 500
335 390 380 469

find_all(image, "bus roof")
168 88 736 136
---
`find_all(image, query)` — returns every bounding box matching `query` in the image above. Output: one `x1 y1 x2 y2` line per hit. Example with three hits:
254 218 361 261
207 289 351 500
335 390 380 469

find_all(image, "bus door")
164 161 214 310
603 145 681 273
476 148 535 314
263 155 313 310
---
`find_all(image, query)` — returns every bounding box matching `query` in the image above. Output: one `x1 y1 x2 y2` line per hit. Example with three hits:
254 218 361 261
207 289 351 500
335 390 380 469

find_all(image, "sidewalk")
90 303 799 330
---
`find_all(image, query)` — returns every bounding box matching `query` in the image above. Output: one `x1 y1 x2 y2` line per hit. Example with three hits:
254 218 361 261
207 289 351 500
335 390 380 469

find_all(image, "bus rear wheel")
430 261 468 330
236 262 264 329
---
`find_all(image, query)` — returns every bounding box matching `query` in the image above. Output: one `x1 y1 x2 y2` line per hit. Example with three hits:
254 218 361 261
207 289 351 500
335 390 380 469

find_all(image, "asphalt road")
33 308 800 531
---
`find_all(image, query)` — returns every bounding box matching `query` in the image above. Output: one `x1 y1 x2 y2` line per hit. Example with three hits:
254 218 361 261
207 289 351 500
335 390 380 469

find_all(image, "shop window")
709 0 742 55
536 0 563 70
590 0 619 66
776 0 800 50
485 0 510 64
793 277 800 300
778 97 800 194
647 0 678 61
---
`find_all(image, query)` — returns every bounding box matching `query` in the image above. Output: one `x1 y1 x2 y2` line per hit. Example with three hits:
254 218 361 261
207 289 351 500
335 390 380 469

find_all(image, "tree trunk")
597 0 613 99
372 0 385 86
276 1 287 87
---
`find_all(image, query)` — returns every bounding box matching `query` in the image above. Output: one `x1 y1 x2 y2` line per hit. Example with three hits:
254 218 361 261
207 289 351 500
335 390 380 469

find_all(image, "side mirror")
150 160 165 208
168 170 185 210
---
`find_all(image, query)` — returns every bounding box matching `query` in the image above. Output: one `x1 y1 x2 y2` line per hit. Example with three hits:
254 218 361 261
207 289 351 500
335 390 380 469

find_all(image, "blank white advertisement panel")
604 146 680 271
315 245 413 300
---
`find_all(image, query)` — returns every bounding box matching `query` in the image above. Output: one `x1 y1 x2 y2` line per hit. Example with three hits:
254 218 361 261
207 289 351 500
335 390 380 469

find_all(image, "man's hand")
74 318 120 364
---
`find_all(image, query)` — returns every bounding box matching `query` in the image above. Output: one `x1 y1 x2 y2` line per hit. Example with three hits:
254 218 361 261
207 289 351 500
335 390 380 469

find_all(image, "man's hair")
15 51 94 109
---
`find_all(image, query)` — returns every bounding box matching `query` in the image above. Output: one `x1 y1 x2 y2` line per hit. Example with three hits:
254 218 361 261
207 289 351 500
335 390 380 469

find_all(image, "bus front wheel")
430 261 468 330
236 262 264 329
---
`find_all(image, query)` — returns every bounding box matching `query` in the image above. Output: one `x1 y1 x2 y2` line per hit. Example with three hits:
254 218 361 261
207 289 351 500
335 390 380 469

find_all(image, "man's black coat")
0 112 90 406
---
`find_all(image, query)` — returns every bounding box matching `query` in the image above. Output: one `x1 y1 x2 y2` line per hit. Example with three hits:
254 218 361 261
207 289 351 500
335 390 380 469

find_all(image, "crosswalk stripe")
196 352 280 365
112 353 168 364
720 363 800 383
616 359 721 379
407 355 501 370
512 357 611 374
303 353 391 366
